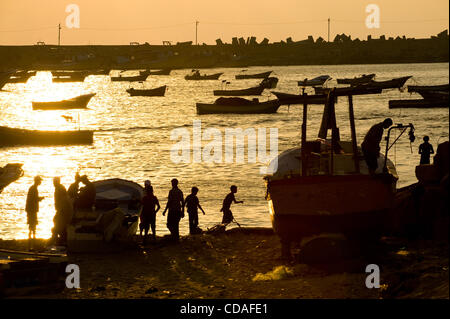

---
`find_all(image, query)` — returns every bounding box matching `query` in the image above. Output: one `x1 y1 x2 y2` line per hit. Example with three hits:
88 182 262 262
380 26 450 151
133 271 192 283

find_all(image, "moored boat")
298 75 331 87
0 126 94 147
337 73 375 85
259 77 279 89
185 71 223 80
417 90 449 101
407 83 449 93
140 69 171 76
52 73 87 83
271 91 328 105
32 93 96 110
126 85 166 96
365 76 412 90
111 74 149 82
389 98 449 109
213 85 264 96
196 97 281 114
67 178 143 252
235 71 272 80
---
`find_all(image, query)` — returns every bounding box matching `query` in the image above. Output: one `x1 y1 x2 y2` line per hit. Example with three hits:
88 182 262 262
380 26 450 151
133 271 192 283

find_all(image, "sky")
0 0 448 45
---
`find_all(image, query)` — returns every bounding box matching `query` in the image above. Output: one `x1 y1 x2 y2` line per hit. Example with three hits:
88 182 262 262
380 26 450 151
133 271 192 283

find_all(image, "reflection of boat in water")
0 126 94 147
196 97 281 114
0 248 68 297
0 163 24 193
67 178 143 253
32 93 96 110
126 85 167 96
235 71 272 79
213 85 264 96
264 88 410 258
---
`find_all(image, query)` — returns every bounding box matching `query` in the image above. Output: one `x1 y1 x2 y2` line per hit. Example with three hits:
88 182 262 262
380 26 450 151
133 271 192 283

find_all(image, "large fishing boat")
264 87 414 258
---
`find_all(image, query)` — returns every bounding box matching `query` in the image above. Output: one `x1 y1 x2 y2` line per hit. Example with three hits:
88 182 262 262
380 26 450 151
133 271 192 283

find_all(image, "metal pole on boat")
348 95 360 173
327 18 330 42
195 21 199 45
301 89 308 177
58 23 61 46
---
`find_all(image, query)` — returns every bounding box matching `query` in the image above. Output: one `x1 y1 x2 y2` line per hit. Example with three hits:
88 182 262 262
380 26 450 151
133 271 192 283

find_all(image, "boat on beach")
213 85 265 96
126 85 167 96
337 73 375 85
67 178 143 253
0 126 94 147
185 71 223 80
196 97 281 114
298 75 331 87
0 163 24 193
365 76 412 90
111 74 149 82
235 70 272 79
264 87 408 258
32 93 96 110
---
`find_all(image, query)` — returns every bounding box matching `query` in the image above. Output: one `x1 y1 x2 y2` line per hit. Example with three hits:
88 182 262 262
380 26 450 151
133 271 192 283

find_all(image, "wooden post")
348 95 360 173
301 91 308 176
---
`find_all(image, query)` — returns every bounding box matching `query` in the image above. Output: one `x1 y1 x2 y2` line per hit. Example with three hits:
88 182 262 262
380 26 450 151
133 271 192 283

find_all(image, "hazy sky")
0 0 448 45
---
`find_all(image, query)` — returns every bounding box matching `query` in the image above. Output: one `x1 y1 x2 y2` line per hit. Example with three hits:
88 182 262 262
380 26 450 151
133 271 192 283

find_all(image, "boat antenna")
58 23 61 46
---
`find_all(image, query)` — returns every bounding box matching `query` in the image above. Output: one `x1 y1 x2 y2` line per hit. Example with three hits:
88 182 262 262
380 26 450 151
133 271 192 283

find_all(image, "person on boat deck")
74 175 96 211
67 172 81 203
419 136 435 165
139 181 160 243
162 179 184 242
184 187 206 235
221 185 243 224
50 177 73 245
25 175 44 249
361 118 393 174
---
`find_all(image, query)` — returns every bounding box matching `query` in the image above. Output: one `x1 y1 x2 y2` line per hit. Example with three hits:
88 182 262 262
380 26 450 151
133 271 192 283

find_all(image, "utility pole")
58 23 61 46
195 21 199 45
327 18 330 42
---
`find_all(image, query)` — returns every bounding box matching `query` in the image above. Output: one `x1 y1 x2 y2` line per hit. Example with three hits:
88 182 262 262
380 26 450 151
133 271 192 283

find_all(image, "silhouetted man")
184 187 205 235
67 172 81 202
162 179 184 241
25 176 44 249
221 185 243 224
419 136 434 165
140 182 160 243
75 175 96 211
50 177 73 245
361 118 393 174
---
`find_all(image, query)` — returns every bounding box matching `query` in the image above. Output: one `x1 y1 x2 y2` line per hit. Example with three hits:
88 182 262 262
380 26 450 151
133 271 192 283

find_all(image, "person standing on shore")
25 176 44 250
74 175 96 211
361 118 393 174
139 181 160 244
220 185 243 224
419 136 434 165
184 187 206 235
162 179 184 242
50 177 73 245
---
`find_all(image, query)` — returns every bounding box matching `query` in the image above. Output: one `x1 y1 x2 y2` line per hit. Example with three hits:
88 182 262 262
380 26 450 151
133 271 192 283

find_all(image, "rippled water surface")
0 63 448 239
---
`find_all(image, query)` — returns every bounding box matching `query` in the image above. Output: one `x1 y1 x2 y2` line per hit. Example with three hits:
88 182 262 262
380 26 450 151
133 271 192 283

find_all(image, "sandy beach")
1 227 448 299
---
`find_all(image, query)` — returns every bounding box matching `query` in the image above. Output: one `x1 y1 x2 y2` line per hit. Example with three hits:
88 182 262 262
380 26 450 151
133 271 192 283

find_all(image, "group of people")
361 118 435 174
25 173 96 248
138 178 243 244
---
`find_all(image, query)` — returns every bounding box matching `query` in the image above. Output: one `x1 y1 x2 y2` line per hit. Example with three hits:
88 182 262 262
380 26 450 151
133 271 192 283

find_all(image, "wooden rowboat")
32 93 96 110
337 73 375 85
271 92 328 105
213 85 264 96
235 71 272 79
365 76 412 90
389 98 449 109
185 72 223 80
0 126 94 147
139 69 171 76
126 85 166 96
407 84 449 93
111 74 149 82
0 163 24 193
196 98 281 114
298 75 331 87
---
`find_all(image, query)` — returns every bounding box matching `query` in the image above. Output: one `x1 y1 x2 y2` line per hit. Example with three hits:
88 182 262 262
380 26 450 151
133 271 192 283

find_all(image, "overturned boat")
264 88 411 258
126 85 167 96
196 97 281 114
32 93 96 110
67 178 143 252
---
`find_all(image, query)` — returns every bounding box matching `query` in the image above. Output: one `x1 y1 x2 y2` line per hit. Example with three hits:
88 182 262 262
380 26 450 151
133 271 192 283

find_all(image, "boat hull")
32 93 96 110
0 126 94 147
185 72 223 80
271 92 328 105
266 174 396 242
235 71 272 79
389 98 449 108
111 75 148 82
196 100 281 114
213 85 264 96
126 85 166 96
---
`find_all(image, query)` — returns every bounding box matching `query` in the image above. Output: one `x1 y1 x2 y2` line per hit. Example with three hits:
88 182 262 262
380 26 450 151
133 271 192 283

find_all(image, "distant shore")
1 31 448 71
